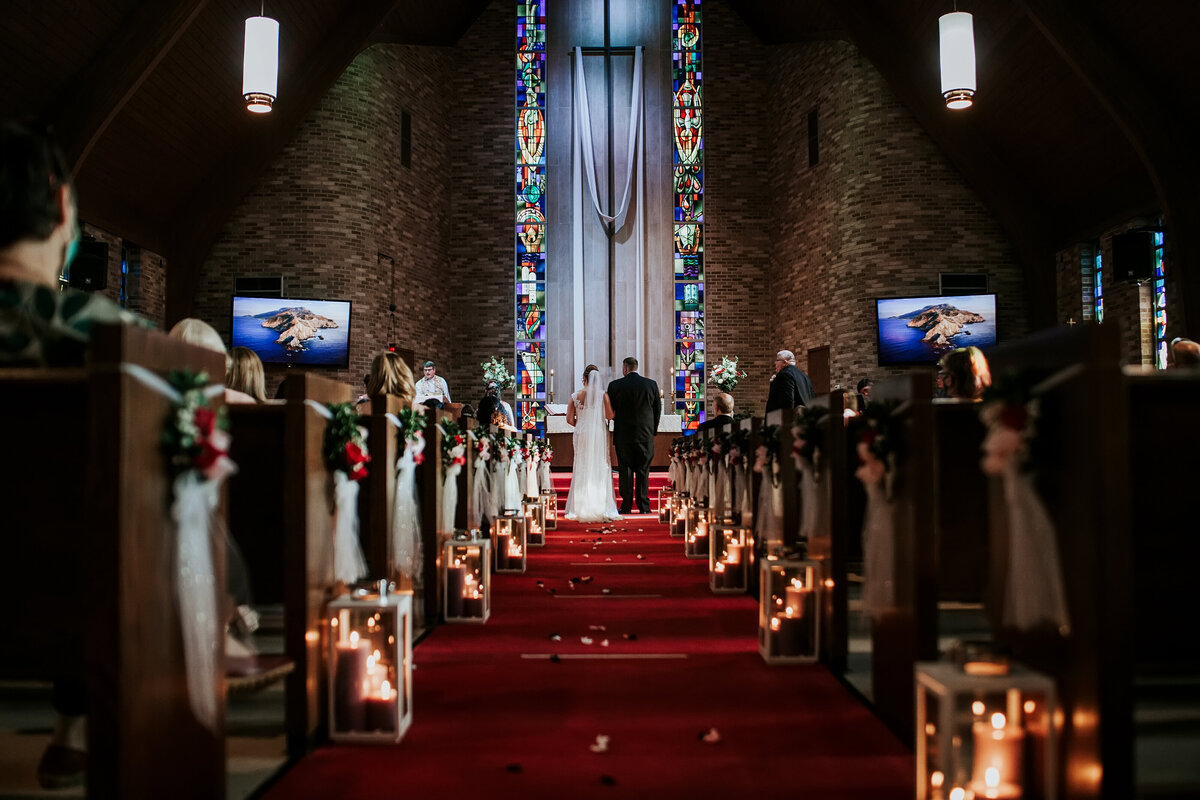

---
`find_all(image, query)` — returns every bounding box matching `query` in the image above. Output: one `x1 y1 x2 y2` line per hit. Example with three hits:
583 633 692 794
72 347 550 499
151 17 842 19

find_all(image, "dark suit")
697 413 733 432
606 370 660 513
765 364 815 413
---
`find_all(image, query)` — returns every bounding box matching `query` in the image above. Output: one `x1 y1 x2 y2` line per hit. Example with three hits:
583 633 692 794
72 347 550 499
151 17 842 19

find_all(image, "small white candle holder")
670 491 692 538
709 523 750 594
443 533 491 623
758 556 820 663
915 660 1057 800
522 497 545 547
657 487 676 523
493 512 527 573
685 506 712 559
327 585 413 743
540 488 558 530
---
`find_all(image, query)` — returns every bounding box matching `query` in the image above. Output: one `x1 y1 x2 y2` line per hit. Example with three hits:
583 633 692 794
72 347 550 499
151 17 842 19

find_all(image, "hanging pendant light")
939 10 976 110
243 13 279 113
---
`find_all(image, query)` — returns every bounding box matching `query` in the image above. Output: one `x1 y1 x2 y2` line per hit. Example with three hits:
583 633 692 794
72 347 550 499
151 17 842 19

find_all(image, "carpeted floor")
264 473 911 799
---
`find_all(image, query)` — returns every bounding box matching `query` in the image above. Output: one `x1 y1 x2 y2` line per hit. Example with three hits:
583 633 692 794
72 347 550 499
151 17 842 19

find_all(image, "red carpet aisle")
265 473 910 800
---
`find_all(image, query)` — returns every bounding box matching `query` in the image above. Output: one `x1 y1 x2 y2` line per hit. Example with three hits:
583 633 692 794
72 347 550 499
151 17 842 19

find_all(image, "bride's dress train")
564 375 621 523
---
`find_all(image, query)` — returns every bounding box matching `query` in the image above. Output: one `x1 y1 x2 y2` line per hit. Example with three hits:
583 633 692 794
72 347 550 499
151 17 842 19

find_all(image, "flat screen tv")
231 296 352 367
875 293 997 366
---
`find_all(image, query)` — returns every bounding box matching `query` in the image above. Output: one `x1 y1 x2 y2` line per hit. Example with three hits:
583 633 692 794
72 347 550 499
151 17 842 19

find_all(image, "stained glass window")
673 0 703 433
1094 248 1104 325
1154 230 1167 369
516 1 547 434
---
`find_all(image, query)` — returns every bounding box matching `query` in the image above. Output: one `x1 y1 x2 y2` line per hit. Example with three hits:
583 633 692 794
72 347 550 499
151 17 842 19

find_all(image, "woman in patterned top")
0 121 142 368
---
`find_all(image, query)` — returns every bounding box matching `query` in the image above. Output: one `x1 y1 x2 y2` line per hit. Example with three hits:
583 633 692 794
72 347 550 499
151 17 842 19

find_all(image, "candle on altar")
969 712 1024 799
333 630 367 732
549 369 555 401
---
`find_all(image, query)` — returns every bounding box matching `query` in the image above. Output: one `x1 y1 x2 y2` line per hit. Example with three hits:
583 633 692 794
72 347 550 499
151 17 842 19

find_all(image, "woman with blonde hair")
939 346 992 400
228 346 266 402
361 351 416 408
168 317 256 404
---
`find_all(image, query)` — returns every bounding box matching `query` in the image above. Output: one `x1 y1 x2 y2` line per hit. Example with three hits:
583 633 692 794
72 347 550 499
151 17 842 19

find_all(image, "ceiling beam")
1017 0 1200 337
50 0 210 174
824 0 1058 330
163 0 399 325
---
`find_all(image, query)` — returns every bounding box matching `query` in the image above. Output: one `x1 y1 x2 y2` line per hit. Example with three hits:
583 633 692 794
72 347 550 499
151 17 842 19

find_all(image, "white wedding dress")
564 374 621 523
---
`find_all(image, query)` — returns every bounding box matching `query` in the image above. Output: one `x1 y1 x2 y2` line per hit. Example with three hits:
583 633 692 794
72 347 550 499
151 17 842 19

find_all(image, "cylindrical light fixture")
939 11 976 110
243 15 279 113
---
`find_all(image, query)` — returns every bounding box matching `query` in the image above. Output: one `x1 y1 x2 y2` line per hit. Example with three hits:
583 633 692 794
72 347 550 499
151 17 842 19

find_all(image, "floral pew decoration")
791 405 829 541
311 401 372 587
469 428 491 531
486 430 508 522
728 426 752 524
161 369 238 731
438 419 468 535
668 438 686 492
753 424 783 553
979 372 1071 636
503 434 524 512
849 399 903 621
385 407 426 587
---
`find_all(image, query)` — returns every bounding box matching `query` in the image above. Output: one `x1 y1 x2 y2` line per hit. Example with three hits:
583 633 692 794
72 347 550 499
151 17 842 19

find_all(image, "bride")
564 364 621 522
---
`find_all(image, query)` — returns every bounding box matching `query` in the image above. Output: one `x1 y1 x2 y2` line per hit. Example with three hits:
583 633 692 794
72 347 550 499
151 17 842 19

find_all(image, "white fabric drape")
712 461 728 520
861 482 895 621
505 455 522 512
469 432 489 530
798 461 819 541
304 399 368 586
754 461 783 552
489 457 506 521
387 419 423 583
572 46 648 371
1002 466 1072 633
120 365 231 731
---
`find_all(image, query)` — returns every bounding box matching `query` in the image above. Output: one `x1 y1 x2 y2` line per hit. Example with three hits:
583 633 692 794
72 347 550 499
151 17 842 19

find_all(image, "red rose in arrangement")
194 406 216 436
345 441 371 481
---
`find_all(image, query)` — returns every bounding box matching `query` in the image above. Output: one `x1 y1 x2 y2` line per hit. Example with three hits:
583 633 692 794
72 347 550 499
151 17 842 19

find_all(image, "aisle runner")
266 477 910 799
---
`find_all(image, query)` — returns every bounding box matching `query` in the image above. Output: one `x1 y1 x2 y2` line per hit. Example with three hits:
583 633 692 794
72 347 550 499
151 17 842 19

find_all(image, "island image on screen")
231 296 352 367
874 293 997 366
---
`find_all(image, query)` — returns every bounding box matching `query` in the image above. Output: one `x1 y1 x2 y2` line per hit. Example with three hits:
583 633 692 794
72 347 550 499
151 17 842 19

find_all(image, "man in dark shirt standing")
606 356 660 514
765 349 815 413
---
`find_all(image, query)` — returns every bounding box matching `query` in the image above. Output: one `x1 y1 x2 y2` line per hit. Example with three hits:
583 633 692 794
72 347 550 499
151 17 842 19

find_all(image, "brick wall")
703 2 772 416
764 39 1030 393
80 222 167 327
195 44 454 396
446 0 513 406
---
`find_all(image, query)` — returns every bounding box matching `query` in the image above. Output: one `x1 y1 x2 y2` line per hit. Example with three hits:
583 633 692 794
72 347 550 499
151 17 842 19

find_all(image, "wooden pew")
358 395 408 581
861 372 939 742
456 415 478 531
806 390 850 673
418 407 452 626
226 372 350 756
0 323 226 799
929 399 989 604
769 407 800 550
985 323 1132 800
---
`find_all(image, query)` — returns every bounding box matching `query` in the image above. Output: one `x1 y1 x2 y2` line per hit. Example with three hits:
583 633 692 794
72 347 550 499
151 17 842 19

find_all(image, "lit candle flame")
1024 700 1036 713
949 788 965 800
972 700 985 716
349 631 359 647
985 767 1000 788
930 771 944 788
380 679 392 701
991 712 1006 730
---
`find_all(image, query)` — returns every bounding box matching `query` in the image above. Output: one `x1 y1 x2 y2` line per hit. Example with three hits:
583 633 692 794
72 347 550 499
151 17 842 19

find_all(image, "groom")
606 356 660 514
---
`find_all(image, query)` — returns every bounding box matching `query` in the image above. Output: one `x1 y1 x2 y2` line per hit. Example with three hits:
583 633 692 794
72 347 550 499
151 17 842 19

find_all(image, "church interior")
1 0 1198 797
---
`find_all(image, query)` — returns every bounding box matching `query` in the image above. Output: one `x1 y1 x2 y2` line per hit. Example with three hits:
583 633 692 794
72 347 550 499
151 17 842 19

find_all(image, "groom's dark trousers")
606 370 661 514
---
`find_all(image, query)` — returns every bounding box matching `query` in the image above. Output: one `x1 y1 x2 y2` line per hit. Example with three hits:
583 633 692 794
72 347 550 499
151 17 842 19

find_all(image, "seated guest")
698 392 734 431
228 346 267 403
0 121 154 789
414 359 451 407
1170 337 1200 369
168 318 256 404
0 121 145 368
476 379 515 428
856 377 873 407
358 351 416 409
939 346 992 400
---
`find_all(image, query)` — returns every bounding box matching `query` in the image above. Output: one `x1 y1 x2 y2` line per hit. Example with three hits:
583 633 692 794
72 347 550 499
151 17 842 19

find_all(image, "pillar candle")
333 637 367 732
445 564 466 619
970 715 1024 799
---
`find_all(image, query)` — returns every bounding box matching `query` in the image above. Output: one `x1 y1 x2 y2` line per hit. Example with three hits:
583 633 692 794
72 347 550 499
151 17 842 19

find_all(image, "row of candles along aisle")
323 484 1059 800
663 485 1059 798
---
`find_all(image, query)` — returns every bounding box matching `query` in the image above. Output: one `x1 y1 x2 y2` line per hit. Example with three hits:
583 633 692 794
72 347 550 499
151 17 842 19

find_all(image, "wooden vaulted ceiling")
2 1 1198 330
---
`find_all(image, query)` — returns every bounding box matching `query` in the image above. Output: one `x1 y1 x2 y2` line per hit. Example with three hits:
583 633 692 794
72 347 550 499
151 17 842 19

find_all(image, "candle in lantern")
785 577 810 613
333 630 367 732
495 532 510 569
363 678 397 733
725 541 743 565
969 712 1024 799
445 561 466 619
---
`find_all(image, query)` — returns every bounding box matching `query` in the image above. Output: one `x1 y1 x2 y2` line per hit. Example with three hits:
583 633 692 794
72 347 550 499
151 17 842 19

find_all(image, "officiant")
415 360 452 408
